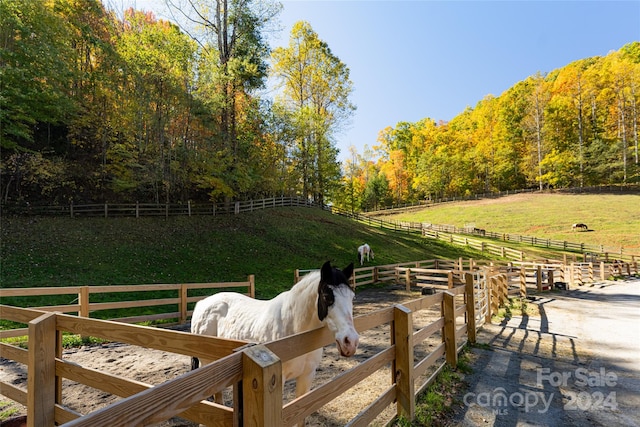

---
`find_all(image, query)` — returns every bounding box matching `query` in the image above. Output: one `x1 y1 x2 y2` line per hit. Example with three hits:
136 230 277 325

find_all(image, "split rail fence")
2 257 638 426
1 275 478 427
0 278 254 339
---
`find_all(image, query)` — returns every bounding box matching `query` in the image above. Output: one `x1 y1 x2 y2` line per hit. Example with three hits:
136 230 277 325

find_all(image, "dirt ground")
2 279 638 426
448 277 640 427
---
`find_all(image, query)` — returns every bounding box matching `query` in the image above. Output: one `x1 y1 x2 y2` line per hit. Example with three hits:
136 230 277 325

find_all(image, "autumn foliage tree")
271 21 355 205
336 42 640 211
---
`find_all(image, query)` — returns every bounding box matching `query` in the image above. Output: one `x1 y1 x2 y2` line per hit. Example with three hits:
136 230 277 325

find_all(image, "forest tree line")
340 42 640 211
1 0 638 211
1 0 353 206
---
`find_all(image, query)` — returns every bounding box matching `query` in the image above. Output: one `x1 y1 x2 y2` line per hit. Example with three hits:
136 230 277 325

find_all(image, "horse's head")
317 261 359 357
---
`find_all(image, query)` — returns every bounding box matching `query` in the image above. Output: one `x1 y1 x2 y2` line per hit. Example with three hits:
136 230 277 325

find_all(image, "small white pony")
357 243 374 265
190 261 359 404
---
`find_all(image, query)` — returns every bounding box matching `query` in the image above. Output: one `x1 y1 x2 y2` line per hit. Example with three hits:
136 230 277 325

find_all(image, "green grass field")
2 193 637 320
0 207 484 300
380 193 640 251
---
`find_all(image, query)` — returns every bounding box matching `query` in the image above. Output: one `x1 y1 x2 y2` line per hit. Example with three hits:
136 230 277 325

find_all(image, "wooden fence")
1 197 317 218
0 274 478 427
421 229 525 261
420 223 639 263
3 257 638 426
0 278 254 339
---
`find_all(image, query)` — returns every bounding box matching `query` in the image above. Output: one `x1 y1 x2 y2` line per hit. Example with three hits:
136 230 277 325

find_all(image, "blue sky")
119 1 640 160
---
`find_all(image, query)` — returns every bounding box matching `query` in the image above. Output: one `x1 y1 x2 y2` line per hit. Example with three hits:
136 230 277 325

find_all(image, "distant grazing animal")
357 243 374 265
572 223 588 231
473 227 486 236
190 261 359 407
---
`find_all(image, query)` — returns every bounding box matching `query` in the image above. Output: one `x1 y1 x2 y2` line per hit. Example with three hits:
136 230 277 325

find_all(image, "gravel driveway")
449 278 640 427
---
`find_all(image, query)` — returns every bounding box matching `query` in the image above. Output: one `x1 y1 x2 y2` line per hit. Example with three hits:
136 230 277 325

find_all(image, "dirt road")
450 278 640 427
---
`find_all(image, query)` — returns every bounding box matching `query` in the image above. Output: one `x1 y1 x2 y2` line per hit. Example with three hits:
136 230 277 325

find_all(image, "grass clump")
0 401 20 420
493 296 540 321
2 333 107 349
394 348 472 427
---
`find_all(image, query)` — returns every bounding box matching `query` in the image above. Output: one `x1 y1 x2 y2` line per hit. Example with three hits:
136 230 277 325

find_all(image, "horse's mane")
289 270 321 298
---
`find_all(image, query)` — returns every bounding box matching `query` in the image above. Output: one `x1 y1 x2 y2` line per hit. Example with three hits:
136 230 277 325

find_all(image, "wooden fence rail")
0 278 254 339
1 197 318 218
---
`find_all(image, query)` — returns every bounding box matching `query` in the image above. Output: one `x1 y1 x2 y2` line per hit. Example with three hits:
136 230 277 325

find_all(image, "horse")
572 223 588 231
190 261 359 405
357 243 374 265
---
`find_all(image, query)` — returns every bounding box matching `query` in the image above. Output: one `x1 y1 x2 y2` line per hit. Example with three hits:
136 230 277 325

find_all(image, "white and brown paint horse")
357 243 374 265
190 261 359 403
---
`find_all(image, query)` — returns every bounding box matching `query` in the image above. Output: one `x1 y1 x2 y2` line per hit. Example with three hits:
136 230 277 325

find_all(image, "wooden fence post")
519 267 526 297
242 345 282 427
447 271 453 289
443 292 458 368
501 275 508 305
180 284 188 324
489 277 498 321
393 305 415 421
249 275 255 298
28 312 57 427
373 267 379 284
536 265 542 293
405 269 411 291
485 276 493 324
464 273 477 344
79 286 89 318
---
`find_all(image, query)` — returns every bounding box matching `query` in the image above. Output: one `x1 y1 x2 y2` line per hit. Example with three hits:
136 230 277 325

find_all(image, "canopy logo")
463 367 618 416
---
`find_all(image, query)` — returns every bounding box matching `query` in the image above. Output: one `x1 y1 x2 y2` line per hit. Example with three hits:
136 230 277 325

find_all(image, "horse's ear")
320 261 332 283
343 263 354 280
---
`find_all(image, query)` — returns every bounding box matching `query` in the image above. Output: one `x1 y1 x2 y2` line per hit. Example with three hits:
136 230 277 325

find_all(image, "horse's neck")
284 274 322 333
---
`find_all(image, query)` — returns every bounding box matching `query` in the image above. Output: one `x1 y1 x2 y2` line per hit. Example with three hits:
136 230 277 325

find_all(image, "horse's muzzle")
336 334 359 357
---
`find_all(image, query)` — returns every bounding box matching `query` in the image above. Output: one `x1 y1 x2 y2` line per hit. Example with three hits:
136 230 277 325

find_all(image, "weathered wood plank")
55 314 246 359
61 352 242 427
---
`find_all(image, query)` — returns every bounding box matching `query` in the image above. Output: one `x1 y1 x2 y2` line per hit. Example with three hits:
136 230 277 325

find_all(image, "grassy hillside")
1 207 485 299
380 193 640 251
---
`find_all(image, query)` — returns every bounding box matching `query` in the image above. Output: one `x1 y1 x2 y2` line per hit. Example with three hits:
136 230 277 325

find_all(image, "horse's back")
191 292 278 341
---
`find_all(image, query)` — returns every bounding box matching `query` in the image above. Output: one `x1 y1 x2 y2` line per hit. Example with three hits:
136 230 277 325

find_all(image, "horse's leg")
196 357 224 403
295 372 315 399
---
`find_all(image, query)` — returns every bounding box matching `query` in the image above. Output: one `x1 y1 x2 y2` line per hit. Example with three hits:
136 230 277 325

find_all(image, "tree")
523 73 550 190
0 0 76 151
116 9 198 202
271 21 355 204
165 0 280 198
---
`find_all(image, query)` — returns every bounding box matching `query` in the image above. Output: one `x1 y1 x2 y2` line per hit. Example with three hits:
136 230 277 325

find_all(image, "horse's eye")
323 291 334 305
